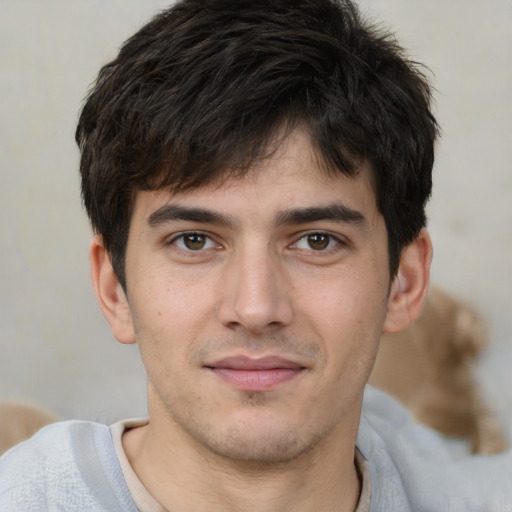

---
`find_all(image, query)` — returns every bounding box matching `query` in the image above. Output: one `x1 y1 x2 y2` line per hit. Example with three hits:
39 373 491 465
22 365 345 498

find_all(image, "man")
1 0 509 510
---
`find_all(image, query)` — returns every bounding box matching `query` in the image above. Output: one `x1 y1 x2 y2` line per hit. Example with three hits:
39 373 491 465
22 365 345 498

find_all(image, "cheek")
303 269 388 370
302 264 387 325
129 270 217 356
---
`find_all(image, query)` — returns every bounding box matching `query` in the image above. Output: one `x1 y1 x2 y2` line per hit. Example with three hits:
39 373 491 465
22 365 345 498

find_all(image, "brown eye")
172 232 217 251
183 233 207 250
307 234 330 250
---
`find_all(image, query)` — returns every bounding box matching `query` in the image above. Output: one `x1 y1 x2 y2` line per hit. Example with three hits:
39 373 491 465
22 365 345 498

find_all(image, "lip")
205 355 306 391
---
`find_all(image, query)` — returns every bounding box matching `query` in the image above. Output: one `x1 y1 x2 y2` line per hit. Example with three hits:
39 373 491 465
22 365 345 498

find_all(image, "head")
77 0 438 291
81 0 436 467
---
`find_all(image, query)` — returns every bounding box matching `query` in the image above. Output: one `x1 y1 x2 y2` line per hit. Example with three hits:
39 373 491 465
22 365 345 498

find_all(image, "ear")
383 229 433 333
89 235 136 344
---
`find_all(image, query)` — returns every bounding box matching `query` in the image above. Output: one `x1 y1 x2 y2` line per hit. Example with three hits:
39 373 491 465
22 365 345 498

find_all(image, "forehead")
132 130 378 225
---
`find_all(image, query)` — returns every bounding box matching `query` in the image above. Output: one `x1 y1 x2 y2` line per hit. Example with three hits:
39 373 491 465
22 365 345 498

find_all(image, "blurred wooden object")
370 286 508 455
0 400 57 455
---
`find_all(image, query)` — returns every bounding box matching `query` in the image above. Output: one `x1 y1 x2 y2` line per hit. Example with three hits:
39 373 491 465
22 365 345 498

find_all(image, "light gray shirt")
1 386 510 511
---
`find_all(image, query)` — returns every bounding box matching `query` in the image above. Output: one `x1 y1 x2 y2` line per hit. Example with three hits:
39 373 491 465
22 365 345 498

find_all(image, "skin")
91 130 432 512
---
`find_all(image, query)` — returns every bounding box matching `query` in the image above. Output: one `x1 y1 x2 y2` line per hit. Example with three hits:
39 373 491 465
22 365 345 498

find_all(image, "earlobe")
89 235 136 344
383 229 433 333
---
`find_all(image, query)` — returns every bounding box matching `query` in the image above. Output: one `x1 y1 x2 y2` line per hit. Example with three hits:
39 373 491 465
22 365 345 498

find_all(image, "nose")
217 243 293 335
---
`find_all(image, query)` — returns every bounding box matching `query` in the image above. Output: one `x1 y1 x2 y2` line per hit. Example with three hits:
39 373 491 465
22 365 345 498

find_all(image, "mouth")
205 355 306 391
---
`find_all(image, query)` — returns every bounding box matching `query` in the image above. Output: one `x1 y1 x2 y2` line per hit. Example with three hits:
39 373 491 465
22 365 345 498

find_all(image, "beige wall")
1 1 511 426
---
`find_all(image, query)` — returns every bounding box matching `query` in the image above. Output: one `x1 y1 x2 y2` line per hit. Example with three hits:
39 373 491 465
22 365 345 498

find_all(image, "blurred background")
1 0 511 433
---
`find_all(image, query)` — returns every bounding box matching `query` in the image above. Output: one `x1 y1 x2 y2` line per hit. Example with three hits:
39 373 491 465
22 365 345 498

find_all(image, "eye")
295 233 340 251
172 232 218 251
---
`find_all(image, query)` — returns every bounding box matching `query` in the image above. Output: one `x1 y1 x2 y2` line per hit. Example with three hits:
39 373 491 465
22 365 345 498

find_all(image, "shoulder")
358 386 512 511
0 420 137 511
358 386 451 510
0 420 113 477
359 385 451 465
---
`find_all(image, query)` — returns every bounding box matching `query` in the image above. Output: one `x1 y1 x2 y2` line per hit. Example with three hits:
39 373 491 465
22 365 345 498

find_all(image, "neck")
123 411 362 512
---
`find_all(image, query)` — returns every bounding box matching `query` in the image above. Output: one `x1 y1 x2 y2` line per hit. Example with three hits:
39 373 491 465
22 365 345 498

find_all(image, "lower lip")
210 368 303 391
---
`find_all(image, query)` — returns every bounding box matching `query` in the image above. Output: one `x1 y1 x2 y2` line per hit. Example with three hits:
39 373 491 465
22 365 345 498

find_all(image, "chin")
198 411 329 465
207 429 305 464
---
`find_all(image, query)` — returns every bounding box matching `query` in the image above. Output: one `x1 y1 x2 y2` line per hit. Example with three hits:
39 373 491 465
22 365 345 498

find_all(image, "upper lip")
206 355 305 371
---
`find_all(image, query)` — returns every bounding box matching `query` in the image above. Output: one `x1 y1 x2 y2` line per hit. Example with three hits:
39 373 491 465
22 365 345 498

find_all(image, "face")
121 130 393 463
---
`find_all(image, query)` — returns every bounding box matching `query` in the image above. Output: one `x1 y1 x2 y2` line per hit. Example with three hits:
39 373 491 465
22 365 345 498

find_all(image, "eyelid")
291 231 347 251
167 231 220 251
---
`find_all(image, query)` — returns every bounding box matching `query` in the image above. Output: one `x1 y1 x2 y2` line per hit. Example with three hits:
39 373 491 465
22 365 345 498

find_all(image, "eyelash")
167 231 219 253
167 231 347 256
292 232 345 253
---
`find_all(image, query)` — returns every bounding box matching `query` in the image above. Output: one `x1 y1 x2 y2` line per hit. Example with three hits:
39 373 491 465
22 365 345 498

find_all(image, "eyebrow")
148 204 237 228
147 202 367 230
275 203 367 227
